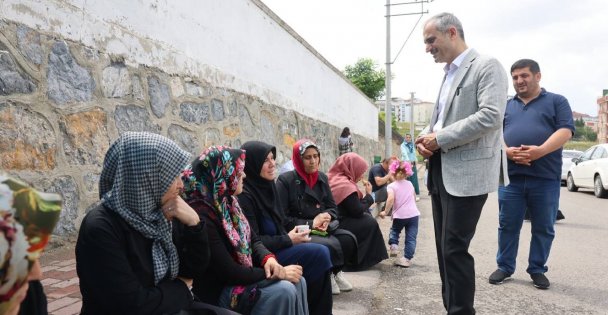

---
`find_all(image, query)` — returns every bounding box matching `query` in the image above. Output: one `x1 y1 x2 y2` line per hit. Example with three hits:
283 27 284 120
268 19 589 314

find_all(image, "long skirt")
340 214 388 271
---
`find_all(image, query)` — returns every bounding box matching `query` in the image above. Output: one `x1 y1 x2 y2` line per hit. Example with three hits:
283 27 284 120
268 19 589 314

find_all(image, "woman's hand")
379 210 387 219
288 227 311 244
177 277 193 289
28 259 42 281
263 257 285 280
312 212 331 232
281 265 303 283
162 196 200 226
363 180 372 195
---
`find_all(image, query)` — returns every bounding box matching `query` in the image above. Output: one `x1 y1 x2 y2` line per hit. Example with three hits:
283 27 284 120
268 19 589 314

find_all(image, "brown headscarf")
327 152 368 204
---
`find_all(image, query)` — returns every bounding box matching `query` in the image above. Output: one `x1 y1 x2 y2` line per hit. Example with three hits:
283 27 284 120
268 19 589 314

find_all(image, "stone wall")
0 21 382 236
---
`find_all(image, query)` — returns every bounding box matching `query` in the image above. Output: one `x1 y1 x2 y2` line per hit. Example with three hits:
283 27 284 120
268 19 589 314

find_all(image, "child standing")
379 160 420 267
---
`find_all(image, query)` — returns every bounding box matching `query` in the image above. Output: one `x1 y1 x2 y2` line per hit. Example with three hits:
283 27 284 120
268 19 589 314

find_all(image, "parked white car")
567 144 608 198
561 150 583 184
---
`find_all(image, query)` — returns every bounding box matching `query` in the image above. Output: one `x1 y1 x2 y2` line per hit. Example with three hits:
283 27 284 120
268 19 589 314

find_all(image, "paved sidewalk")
40 242 81 315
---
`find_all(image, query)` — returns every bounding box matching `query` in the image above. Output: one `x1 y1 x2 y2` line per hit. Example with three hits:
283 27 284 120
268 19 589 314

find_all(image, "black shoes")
531 273 550 289
490 269 550 289
488 269 512 285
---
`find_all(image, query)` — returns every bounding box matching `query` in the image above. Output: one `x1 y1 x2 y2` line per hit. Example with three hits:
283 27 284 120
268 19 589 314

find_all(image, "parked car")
567 144 608 198
561 149 583 184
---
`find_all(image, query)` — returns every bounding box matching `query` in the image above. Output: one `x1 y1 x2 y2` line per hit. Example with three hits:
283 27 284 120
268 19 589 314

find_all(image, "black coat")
276 170 338 230
76 205 209 315
337 193 388 271
276 170 357 267
238 193 292 252
191 201 273 305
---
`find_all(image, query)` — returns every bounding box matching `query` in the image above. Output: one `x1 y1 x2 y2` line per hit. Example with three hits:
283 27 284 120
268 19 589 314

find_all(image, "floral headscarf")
99 132 191 284
328 152 369 204
0 175 61 312
181 146 252 267
292 139 320 189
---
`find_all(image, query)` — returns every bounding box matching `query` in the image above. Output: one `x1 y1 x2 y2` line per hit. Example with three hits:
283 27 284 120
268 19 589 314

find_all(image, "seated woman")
76 132 233 315
182 146 308 315
238 140 333 315
276 139 356 295
328 153 388 271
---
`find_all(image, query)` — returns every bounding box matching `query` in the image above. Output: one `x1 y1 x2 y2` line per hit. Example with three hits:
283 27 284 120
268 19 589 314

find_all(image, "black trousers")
307 271 333 315
429 154 487 315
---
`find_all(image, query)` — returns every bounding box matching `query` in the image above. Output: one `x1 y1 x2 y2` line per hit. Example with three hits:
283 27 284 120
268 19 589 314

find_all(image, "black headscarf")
240 141 277 218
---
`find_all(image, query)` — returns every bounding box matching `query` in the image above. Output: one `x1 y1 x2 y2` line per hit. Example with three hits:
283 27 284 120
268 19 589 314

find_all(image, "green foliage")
564 141 596 151
574 118 585 128
379 111 398 131
572 124 598 142
343 58 386 101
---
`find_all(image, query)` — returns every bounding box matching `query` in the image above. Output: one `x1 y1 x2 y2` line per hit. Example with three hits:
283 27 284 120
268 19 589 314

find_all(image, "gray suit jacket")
428 49 509 197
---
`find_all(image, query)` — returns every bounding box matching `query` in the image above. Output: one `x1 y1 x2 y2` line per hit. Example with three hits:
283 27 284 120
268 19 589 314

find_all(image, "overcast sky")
261 0 606 116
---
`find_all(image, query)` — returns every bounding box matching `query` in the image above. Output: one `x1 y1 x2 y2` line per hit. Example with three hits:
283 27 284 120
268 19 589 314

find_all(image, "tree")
379 111 398 131
343 58 386 101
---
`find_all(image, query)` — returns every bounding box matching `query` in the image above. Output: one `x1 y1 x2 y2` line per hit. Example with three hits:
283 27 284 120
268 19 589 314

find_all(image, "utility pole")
384 0 392 159
410 91 415 138
384 0 431 158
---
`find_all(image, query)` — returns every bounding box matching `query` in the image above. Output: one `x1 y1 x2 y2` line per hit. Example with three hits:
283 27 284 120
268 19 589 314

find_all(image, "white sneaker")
415 196 420 202
335 271 353 292
389 244 399 257
330 273 340 295
394 257 412 268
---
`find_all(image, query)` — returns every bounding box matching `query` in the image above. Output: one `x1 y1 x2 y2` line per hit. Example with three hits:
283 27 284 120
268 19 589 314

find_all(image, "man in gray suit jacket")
415 13 508 315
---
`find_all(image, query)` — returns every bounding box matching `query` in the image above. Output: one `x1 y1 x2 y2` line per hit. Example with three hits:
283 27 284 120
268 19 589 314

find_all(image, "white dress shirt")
432 48 471 132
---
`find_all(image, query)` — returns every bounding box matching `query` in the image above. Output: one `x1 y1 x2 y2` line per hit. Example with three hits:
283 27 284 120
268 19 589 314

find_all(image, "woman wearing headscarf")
237 141 333 315
328 153 388 271
276 139 356 295
76 132 229 315
182 146 308 315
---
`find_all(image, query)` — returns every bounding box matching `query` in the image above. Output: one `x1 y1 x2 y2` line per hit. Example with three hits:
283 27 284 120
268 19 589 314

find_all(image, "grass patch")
564 141 596 151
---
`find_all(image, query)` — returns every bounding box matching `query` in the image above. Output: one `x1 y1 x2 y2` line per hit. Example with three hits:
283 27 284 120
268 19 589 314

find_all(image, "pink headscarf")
328 152 368 204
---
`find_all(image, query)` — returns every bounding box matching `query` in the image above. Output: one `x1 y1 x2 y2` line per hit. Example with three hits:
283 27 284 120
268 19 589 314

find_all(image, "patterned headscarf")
99 132 191 284
328 152 369 204
181 146 252 267
292 139 320 189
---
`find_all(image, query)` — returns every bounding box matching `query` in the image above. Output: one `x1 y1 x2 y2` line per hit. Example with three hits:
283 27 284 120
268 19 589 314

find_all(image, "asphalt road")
334 186 608 315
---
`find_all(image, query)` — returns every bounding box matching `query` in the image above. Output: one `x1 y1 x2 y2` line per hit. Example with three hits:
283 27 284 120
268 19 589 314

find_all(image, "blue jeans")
388 216 419 259
497 175 560 275
219 279 308 315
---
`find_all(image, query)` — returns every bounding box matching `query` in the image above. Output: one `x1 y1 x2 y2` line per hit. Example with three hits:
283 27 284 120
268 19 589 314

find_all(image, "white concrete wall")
0 0 378 139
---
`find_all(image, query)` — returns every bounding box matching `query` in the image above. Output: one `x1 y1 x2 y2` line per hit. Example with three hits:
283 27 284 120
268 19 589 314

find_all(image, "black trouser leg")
307 271 333 315
429 155 487 315
333 232 357 272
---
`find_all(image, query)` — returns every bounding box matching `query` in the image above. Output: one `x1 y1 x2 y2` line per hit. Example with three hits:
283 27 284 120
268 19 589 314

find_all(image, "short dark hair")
511 59 540 74
427 12 465 41
340 127 350 138
382 156 398 164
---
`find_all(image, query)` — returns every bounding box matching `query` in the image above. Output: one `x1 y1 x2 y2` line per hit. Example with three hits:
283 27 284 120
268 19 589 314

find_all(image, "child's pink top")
387 179 420 219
